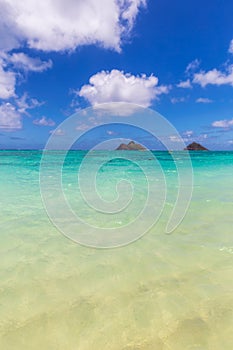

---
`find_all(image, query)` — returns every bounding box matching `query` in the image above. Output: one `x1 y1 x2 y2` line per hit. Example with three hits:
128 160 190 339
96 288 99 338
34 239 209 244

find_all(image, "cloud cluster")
0 0 147 131
78 69 169 107
0 0 146 52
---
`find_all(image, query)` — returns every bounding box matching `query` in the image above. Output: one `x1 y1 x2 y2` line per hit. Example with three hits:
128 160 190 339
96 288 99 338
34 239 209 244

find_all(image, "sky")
0 0 233 150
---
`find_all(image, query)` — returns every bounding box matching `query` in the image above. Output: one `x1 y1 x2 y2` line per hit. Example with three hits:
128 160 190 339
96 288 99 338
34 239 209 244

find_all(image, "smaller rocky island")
116 141 146 151
184 142 208 151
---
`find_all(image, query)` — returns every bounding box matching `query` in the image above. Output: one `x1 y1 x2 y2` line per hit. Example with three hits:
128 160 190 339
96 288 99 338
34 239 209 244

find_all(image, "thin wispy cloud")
185 59 201 74
183 130 193 137
212 118 233 128
171 97 186 104
229 39 233 54
49 128 64 136
8 53 52 73
196 97 213 103
33 117 55 127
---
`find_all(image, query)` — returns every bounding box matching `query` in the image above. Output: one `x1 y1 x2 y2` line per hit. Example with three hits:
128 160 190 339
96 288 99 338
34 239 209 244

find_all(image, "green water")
0 150 232 349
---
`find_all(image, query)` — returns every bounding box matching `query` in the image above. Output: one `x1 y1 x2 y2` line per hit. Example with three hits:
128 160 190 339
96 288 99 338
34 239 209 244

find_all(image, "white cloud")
169 135 186 143
0 94 42 131
177 79 192 88
92 102 142 117
15 94 43 115
185 59 200 74
76 123 90 131
183 130 193 137
78 69 170 107
228 140 233 144
169 130 194 143
193 65 233 87
171 97 186 104
212 118 233 128
196 97 213 103
0 102 22 130
0 52 52 100
0 1 146 104
33 116 55 126
9 53 52 72
49 128 64 136
229 39 233 54
0 58 16 99
17 95 42 113
0 0 146 52
121 0 146 30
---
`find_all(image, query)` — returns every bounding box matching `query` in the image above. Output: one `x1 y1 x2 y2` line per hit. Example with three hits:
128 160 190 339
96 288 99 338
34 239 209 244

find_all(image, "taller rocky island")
184 142 208 151
116 141 146 151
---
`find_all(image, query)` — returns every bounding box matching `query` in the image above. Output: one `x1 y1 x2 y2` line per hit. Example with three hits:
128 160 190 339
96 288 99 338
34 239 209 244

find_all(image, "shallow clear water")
0 150 232 349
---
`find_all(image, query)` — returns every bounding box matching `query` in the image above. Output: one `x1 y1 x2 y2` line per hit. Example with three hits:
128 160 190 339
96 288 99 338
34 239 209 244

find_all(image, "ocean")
0 150 232 349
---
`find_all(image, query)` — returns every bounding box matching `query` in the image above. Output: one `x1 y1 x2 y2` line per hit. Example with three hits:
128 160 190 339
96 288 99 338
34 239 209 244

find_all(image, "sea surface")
0 150 232 350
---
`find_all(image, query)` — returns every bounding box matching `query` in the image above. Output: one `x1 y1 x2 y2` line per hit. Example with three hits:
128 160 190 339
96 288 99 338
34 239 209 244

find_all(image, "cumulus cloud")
229 39 233 54
0 102 22 130
177 79 192 88
212 118 233 128
33 116 55 126
193 65 233 87
9 53 52 72
0 0 146 52
196 97 213 103
78 69 170 107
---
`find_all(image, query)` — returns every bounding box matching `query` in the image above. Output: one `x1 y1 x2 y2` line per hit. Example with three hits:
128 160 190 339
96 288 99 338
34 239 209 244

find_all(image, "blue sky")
0 0 233 150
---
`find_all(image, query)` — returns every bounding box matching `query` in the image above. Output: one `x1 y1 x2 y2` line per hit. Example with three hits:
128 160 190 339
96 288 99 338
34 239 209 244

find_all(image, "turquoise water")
0 150 232 349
